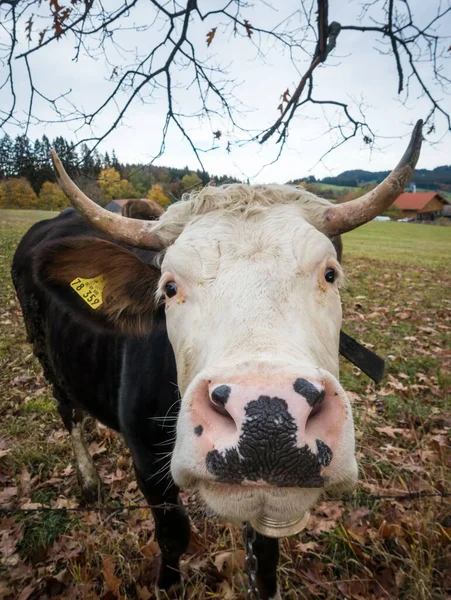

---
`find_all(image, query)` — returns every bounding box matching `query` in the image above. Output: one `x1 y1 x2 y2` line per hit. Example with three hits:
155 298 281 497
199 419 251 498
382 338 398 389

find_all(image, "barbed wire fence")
1 489 449 518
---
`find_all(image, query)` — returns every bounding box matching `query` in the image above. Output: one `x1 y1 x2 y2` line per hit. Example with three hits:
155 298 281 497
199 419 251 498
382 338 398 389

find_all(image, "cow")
120 198 164 220
11 121 422 599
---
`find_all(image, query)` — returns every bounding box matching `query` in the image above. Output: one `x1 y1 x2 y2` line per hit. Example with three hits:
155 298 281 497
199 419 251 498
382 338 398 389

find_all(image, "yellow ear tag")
70 275 106 310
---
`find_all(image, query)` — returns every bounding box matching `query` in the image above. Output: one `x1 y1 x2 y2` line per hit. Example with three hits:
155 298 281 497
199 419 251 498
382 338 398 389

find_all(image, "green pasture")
343 220 451 268
311 182 355 192
0 208 59 225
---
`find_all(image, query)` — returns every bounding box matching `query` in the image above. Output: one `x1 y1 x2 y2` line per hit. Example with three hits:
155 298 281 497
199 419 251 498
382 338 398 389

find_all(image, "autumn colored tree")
39 182 69 211
147 183 170 208
97 168 139 202
0 132 239 204
182 173 202 191
1 178 39 209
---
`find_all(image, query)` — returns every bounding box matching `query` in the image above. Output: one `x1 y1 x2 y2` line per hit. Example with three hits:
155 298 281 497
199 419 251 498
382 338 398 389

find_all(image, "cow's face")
161 204 357 527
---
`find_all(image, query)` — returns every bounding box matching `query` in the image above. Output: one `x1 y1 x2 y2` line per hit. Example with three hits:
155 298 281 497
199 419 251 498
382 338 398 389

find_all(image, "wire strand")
1 491 448 516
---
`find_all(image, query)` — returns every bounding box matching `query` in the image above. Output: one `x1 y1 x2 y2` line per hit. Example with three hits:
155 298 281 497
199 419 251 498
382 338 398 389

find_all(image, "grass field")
311 182 355 193
0 209 450 600
344 221 451 267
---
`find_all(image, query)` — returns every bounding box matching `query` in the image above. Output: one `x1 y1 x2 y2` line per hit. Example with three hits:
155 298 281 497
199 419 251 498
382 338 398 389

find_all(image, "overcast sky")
1 0 450 182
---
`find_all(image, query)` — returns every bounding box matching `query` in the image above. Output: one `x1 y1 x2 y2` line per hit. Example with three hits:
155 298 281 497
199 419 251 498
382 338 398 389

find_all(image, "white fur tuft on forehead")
182 183 332 217
153 183 333 245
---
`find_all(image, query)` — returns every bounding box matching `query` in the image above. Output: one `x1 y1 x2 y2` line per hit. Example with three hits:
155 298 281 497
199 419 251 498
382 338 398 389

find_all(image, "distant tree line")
0 134 240 210
297 166 451 192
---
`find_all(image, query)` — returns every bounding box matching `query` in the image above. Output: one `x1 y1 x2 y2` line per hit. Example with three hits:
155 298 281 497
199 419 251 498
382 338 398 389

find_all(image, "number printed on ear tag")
70 275 106 310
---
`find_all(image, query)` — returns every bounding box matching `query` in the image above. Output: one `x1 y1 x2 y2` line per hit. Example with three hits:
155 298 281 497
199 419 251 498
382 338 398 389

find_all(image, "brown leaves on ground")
374 425 407 438
0 218 450 599
102 556 122 596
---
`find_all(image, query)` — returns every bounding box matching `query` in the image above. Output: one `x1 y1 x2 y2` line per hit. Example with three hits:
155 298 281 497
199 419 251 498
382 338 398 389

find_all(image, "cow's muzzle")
188 368 349 488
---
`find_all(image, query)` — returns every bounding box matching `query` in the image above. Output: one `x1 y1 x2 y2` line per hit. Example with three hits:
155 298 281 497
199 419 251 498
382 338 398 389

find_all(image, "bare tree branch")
0 0 449 169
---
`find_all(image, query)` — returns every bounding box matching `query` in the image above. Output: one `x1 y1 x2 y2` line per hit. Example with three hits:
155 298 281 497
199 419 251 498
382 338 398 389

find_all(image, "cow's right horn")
323 120 423 235
51 151 165 250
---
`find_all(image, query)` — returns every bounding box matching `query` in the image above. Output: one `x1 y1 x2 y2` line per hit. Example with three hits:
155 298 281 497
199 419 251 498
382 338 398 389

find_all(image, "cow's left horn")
323 120 423 235
50 151 165 249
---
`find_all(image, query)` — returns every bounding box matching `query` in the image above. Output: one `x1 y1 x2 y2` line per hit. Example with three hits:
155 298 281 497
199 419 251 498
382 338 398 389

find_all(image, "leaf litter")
0 215 449 599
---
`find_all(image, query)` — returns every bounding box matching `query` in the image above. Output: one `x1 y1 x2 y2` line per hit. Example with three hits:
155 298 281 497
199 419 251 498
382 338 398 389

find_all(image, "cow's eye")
325 268 335 283
165 281 178 298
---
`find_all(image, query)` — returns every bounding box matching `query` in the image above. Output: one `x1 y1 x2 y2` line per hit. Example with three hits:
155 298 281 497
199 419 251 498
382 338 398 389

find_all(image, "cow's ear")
34 238 162 335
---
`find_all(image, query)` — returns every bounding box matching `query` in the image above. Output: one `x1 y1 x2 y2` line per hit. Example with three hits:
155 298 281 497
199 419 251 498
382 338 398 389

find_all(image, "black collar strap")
339 330 385 384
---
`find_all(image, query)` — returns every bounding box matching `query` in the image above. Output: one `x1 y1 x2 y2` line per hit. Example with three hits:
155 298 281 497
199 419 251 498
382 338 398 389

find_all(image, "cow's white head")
48 121 422 535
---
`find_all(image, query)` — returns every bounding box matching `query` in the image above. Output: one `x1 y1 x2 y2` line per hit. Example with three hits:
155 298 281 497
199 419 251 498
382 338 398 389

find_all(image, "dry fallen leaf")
375 426 407 438
102 556 122 596
216 580 235 600
136 585 152 600
295 540 319 553
19 467 31 498
0 486 18 506
214 549 245 577
140 540 160 559
378 521 406 545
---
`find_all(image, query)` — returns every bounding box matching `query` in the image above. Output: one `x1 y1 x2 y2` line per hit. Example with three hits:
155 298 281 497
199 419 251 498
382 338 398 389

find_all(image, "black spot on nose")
211 385 231 406
293 378 325 407
194 425 203 437
316 439 332 466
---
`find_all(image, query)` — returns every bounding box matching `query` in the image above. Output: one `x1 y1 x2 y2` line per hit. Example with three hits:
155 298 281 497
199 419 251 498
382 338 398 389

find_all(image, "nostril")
211 402 232 419
211 385 231 405
293 378 325 407
210 384 234 421
308 399 324 420
305 387 330 430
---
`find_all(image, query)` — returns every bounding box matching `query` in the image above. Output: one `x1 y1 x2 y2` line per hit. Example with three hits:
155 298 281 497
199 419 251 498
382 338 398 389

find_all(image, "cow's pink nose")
190 374 346 487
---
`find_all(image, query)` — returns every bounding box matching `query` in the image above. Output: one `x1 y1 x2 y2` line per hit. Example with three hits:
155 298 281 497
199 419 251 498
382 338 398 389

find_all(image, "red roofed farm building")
394 192 449 221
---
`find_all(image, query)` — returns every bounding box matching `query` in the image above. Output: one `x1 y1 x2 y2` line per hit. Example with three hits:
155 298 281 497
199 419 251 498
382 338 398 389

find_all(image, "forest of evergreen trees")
0 134 240 210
